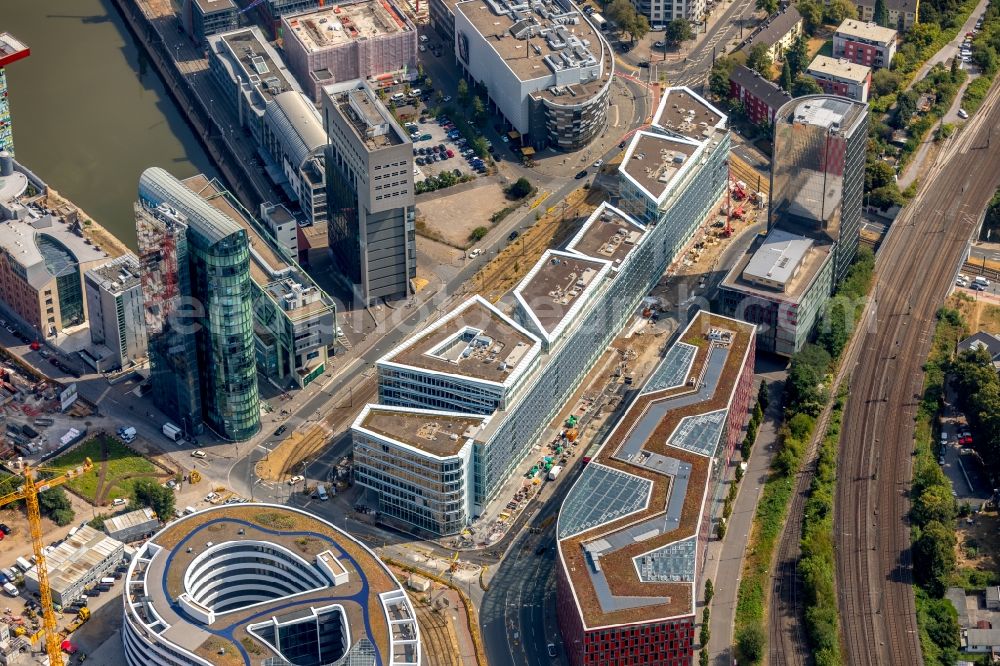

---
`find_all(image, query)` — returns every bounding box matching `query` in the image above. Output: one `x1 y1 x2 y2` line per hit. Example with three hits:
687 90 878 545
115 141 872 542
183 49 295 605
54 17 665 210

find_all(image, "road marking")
256 445 271 453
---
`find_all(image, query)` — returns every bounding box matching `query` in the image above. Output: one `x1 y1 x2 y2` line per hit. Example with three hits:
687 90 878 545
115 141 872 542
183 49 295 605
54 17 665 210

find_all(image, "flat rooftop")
807 55 871 83
453 0 608 100
129 505 408 664
194 0 236 13
217 28 297 102
723 224 833 299
566 203 646 271
0 213 109 289
328 83 407 150
26 525 121 596
358 406 487 457
835 19 897 44
741 227 814 290
383 295 541 385
86 255 142 294
515 251 609 339
557 311 755 628
621 132 700 202
285 1 412 51
653 87 726 142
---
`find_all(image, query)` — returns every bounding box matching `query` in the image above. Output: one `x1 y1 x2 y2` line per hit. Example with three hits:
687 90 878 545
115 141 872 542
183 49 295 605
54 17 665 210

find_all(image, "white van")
15 557 32 573
118 426 136 443
2 582 17 597
314 484 329 501
183 506 197 516
391 92 406 103
419 35 429 44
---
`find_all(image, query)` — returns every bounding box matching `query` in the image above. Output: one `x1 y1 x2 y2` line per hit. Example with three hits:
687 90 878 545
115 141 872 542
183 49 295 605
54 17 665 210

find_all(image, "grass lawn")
49 435 162 504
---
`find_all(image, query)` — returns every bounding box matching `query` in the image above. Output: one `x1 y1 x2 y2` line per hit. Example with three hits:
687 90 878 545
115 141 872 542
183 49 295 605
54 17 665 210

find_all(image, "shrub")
737 625 765 663
505 177 535 200
469 226 488 241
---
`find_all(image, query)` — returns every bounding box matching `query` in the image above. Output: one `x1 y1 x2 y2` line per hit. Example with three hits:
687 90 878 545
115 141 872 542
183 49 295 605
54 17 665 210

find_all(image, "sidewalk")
703 375 785 665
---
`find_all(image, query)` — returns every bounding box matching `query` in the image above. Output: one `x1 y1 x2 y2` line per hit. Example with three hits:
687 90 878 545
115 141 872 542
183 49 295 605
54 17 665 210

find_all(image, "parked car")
958 108 969 119
508 230 520 242
288 475 304 485
593 158 604 168
575 169 589 179
191 450 207 459
468 248 482 258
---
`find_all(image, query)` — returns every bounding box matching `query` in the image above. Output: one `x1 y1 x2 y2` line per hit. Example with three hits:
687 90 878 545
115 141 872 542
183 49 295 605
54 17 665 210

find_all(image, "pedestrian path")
703 376 785 664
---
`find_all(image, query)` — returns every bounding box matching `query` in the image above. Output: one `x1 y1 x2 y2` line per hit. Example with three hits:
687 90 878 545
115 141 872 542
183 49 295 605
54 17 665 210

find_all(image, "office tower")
322 80 416 305
136 167 260 441
718 95 868 355
770 95 868 283
84 255 149 371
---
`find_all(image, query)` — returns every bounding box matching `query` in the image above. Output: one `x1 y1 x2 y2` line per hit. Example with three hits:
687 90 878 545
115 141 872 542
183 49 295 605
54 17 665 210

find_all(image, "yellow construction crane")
0 458 93 666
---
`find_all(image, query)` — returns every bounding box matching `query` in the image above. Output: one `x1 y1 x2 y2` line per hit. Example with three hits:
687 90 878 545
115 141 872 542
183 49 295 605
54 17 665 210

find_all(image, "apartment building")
854 0 918 31
833 19 897 69
806 55 871 103
738 6 803 62
729 64 793 126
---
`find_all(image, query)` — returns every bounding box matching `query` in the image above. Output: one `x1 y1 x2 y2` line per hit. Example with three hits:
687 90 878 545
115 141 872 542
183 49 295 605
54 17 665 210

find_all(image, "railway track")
767 83 1000 665
834 82 1000 666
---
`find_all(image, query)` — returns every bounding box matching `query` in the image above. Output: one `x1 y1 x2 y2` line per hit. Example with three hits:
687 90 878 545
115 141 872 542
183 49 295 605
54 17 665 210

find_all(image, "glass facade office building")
770 95 868 283
137 168 260 441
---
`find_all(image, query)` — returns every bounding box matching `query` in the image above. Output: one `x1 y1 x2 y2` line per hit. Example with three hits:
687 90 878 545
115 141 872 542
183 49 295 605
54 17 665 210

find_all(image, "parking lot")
409 114 490 185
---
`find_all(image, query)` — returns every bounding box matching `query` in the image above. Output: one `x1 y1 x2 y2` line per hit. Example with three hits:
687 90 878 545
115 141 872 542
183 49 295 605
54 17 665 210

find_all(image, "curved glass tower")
137 167 260 441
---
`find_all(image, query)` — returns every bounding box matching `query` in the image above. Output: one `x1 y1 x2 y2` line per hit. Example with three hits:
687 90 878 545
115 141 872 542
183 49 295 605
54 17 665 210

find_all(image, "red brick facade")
729 79 776 125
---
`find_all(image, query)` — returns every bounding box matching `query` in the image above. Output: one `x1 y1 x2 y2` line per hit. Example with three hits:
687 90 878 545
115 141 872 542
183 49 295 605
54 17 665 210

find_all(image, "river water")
4 0 216 250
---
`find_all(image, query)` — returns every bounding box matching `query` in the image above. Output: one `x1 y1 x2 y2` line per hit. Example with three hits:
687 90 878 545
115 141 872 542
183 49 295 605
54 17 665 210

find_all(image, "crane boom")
0 459 93 666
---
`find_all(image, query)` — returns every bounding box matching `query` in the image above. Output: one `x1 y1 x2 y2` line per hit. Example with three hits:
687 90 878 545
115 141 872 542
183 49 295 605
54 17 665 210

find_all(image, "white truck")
547 465 563 481
590 12 608 30
118 426 136 443
162 423 182 442
314 484 329 501
15 557 32 573
2 582 17 597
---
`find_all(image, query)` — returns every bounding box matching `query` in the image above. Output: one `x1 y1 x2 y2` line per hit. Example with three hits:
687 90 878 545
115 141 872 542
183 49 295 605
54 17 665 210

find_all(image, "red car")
446 149 454 157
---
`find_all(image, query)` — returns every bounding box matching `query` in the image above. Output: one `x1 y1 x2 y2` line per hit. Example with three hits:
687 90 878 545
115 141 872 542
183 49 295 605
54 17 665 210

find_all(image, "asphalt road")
480 465 583 666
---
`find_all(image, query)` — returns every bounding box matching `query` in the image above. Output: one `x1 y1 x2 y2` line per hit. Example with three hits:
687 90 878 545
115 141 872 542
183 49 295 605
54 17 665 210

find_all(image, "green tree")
871 68 902 97
950 56 960 82
131 478 175 521
823 0 858 23
457 78 469 104
780 59 794 91
913 520 956 596
709 54 744 99
665 18 695 45
757 0 779 14
699 650 709 666
758 380 770 411
792 74 823 96
737 625 766 662
746 43 773 75
38 487 74 526
786 34 809 77
874 0 889 26
795 0 824 35
469 226 488 241
787 344 831 416
868 184 905 209
865 160 896 191
893 91 917 128
699 608 711 645
606 0 649 41
704 577 715 604
471 136 489 158
471 96 486 127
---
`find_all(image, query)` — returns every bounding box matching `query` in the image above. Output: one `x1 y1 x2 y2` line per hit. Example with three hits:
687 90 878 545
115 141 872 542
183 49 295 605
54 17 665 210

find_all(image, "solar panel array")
634 536 697 583
667 408 728 457
642 342 697 395
558 464 651 539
